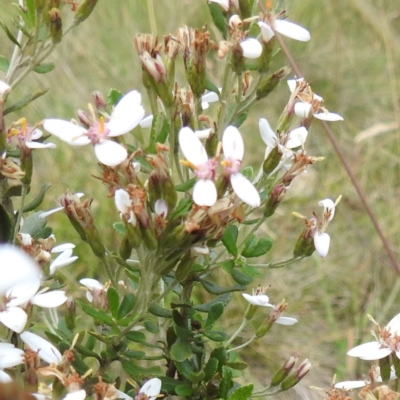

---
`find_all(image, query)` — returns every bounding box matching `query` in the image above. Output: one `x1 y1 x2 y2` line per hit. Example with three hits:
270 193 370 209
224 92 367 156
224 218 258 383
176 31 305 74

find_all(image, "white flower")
50 244 78 274
347 314 400 361
312 197 339 258
179 127 218 206
115 189 136 225
154 199 168 217
43 90 145 167
288 79 343 122
140 378 162 400
258 21 274 43
221 126 260 207
0 343 24 370
79 278 106 303
201 89 220 110
274 19 310 42
20 331 62 364
0 245 41 294
240 38 262 59
242 292 298 326
335 366 397 389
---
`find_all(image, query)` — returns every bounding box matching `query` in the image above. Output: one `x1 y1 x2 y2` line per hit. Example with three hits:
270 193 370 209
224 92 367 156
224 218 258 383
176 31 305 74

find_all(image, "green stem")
150 279 178 305
12 182 28 242
248 256 304 269
227 334 256 353
224 317 247 347
100 255 117 288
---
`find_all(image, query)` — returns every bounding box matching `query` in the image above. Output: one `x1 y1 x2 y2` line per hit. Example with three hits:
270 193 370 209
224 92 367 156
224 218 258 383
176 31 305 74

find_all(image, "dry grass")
2 0 400 398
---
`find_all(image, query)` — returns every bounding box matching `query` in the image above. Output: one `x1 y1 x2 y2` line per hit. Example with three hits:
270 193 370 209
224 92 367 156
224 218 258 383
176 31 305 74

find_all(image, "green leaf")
219 260 234 272
148 303 172 318
3 88 49 116
23 183 51 212
204 79 221 100
231 112 248 128
75 299 114 326
33 63 55 74
113 222 126 235
0 55 9 72
200 279 246 295
144 320 159 334
126 331 146 343
203 357 219 381
123 350 146 359
242 218 260 225
203 330 228 342
205 302 224 328
33 226 52 239
208 3 227 38
117 293 136 320
210 346 228 373
174 325 191 340
107 88 123 107
240 263 262 278
231 269 253 285
241 235 273 258
24 0 36 28
0 204 13 243
0 20 21 47
221 225 238 256
75 343 101 360
175 384 194 397
228 384 254 400
226 362 248 370
170 197 192 220
107 287 119 319
175 177 196 192
170 338 192 362
175 360 194 379
120 359 163 380
241 166 254 180
19 212 47 237
219 366 233 399
194 293 232 313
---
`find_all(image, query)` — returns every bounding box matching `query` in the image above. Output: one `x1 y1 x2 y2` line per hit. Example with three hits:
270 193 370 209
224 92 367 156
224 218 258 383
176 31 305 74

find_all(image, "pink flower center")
87 118 110 144
223 156 242 175
195 158 218 180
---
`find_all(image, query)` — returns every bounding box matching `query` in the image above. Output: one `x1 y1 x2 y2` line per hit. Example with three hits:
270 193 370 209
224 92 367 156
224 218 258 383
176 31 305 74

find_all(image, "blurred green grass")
2 0 400 396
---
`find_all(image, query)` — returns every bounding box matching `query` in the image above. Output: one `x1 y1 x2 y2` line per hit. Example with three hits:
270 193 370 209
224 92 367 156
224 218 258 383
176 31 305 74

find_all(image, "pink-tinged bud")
77 110 91 128
264 184 286 217
92 90 106 110
270 356 299 386
280 359 311 390
293 218 317 258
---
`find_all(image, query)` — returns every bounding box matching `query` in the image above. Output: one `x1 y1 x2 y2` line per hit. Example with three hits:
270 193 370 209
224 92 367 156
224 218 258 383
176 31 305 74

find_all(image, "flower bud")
270 356 298 386
48 8 62 44
264 184 286 217
77 110 91 128
379 355 391 383
262 146 282 175
280 359 311 390
92 90 106 110
74 0 99 24
65 297 76 330
256 67 290 100
175 252 194 281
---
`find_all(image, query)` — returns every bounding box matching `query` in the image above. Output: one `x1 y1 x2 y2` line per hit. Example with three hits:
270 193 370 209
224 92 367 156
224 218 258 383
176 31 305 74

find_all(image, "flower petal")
240 38 262 59
258 21 275 43
387 313 400 335
287 78 304 93
107 90 145 136
139 378 162 400
31 291 68 308
208 0 229 11
194 128 211 140
274 19 310 42
259 118 277 148
20 331 62 364
193 179 217 207
313 232 330 258
94 140 127 166
313 111 343 122
140 115 153 129
334 381 367 390
115 189 132 213
230 173 260 207
62 390 86 400
52 243 76 253
286 127 308 148
242 293 271 307
222 126 244 160
347 341 391 360
43 119 90 145
0 370 12 383
0 245 41 294
80 278 104 291
26 141 57 149
154 199 168 216
294 102 312 119
318 198 335 221
6 278 41 307
0 307 27 333
179 127 208 166
50 250 78 274
276 316 298 325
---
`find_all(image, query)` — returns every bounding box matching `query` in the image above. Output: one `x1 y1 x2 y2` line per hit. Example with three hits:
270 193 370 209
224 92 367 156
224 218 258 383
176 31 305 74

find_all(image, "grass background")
2 0 400 398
